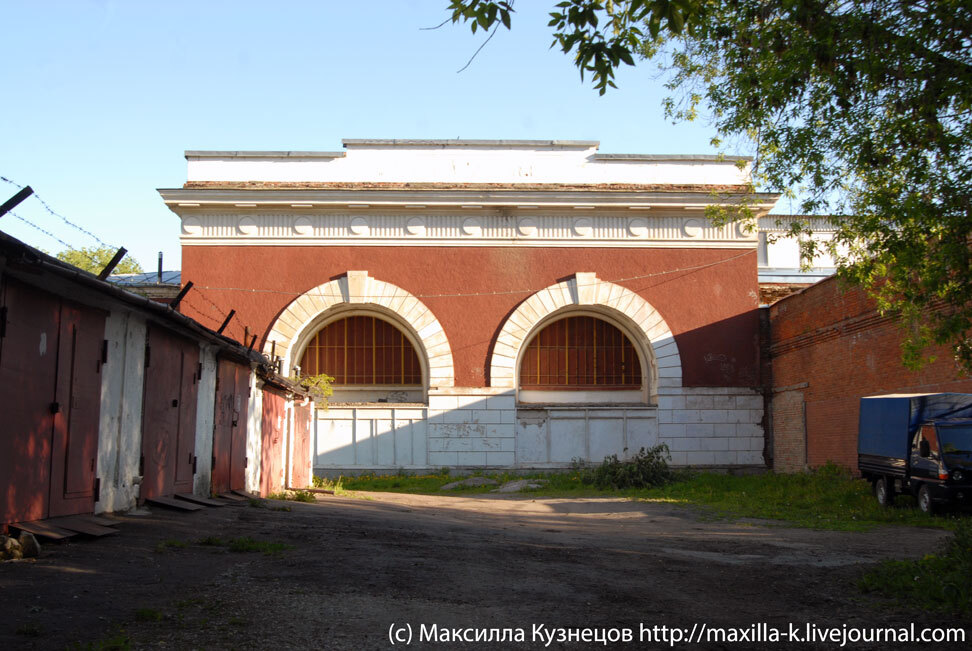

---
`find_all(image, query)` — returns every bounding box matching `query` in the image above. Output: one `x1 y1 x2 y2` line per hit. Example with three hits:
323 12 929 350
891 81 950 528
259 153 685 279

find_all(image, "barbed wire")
1 175 117 250
193 285 233 319
9 211 105 269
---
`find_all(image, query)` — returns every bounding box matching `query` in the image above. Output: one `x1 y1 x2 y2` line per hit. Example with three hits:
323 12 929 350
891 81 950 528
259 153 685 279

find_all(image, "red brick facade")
768 276 972 470
182 245 762 389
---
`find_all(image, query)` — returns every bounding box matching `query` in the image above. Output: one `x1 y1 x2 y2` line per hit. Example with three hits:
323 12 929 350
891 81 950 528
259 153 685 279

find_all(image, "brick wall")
771 390 805 472
768 277 972 470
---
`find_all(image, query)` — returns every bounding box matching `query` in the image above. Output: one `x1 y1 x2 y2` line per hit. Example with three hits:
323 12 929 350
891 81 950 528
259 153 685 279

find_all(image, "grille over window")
519 315 641 389
299 315 421 385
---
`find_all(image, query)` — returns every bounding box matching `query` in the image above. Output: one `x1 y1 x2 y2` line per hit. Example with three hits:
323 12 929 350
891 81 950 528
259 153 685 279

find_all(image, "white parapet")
185 140 753 187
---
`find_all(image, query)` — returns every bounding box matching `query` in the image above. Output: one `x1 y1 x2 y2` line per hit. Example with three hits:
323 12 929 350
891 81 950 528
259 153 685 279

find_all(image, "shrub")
583 444 674 489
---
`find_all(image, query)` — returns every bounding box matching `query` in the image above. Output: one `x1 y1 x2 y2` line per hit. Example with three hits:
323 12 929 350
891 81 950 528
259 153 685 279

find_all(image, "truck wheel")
917 484 936 514
874 477 893 507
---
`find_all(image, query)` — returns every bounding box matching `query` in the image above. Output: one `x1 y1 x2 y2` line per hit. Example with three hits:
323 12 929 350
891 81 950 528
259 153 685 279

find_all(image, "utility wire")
189 250 753 301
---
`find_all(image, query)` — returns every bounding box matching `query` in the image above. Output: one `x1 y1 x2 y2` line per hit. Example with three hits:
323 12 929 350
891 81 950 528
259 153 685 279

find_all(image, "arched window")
299 315 421 386
519 315 641 389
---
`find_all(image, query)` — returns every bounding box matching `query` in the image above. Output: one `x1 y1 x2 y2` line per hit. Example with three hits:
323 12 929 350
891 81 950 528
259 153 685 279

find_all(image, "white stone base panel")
656 386 765 466
313 386 765 471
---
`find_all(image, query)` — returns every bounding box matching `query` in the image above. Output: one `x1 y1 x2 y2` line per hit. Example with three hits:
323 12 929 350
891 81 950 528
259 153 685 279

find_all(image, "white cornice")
160 188 779 212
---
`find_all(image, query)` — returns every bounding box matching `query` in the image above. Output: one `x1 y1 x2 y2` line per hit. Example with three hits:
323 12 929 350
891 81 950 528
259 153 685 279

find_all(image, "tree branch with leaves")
446 0 972 372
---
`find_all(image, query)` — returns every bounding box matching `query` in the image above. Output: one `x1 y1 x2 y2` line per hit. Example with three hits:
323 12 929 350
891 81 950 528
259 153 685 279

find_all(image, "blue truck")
858 393 972 513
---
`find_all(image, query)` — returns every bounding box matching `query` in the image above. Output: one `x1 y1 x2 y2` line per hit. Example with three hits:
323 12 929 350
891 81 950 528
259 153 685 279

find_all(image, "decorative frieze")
179 212 759 248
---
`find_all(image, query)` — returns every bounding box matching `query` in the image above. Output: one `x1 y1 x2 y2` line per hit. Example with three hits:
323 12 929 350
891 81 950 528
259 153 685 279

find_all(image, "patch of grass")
641 464 964 531
192 535 292 555
70 631 131 651
331 466 653 496
196 536 224 547
226 536 292 556
133 607 163 622
330 468 626 496
266 489 316 503
327 461 968 532
312 475 376 498
860 521 972 615
154 539 187 553
15 622 43 637
289 489 316 502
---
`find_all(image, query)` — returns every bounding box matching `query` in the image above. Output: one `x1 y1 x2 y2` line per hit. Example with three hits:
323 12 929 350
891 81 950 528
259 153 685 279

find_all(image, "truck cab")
858 394 972 513
907 421 972 512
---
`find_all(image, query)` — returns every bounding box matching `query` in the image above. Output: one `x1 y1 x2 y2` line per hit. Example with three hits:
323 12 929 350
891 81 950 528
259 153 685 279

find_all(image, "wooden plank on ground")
76 515 118 527
47 516 118 537
174 493 225 507
145 496 205 512
217 492 247 501
11 520 77 540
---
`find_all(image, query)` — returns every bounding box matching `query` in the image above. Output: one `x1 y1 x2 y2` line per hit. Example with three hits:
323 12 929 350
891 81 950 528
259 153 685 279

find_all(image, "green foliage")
581 444 675 489
56 245 143 275
291 372 333 403
860 521 972 615
445 0 972 372
447 0 697 94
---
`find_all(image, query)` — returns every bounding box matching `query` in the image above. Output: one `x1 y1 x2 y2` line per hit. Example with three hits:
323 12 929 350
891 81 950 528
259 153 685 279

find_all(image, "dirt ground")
0 492 968 650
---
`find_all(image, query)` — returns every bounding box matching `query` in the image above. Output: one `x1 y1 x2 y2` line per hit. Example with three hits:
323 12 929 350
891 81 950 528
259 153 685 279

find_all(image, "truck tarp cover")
859 393 972 459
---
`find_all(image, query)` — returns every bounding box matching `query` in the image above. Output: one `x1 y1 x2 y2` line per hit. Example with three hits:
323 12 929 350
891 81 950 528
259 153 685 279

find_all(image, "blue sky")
1 0 743 270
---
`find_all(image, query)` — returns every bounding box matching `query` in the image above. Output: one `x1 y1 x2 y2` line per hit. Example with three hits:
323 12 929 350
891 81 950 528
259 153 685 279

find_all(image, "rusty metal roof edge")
0 230 264 366
256 368 314 398
341 138 600 148
592 153 753 162
185 150 346 159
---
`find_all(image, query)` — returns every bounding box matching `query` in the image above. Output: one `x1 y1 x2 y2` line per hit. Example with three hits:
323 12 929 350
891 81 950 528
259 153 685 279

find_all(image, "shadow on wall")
674 311 761 387
310 392 661 474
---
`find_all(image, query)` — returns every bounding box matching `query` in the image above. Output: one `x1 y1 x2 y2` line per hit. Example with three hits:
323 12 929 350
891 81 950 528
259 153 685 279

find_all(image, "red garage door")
140 327 199 501
0 278 105 524
290 400 313 490
212 359 250 494
260 387 286 496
